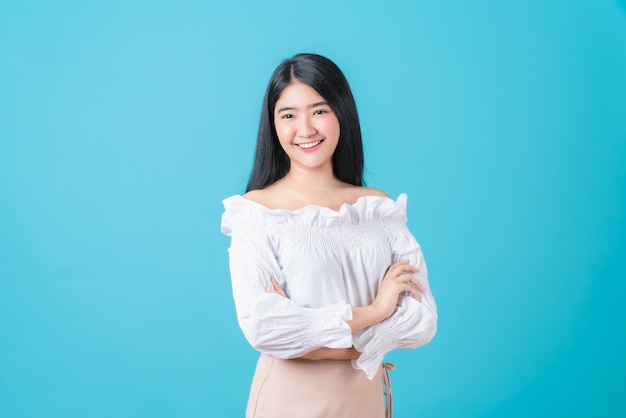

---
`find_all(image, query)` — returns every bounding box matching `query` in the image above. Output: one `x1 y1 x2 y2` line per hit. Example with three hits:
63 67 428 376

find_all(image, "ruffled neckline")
222 193 408 230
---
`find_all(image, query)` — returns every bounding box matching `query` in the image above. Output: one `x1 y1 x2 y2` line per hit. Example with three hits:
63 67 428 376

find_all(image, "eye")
314 109 327 115
281 114 294 119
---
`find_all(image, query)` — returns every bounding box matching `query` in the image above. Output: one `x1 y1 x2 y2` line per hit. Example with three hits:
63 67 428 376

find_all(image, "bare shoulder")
243 188 273 206
344 185 390 199
242 189 264 201
358 186 390 198
243 184 288 209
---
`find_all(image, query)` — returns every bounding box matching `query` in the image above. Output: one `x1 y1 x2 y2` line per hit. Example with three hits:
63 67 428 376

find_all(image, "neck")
280 165 342 191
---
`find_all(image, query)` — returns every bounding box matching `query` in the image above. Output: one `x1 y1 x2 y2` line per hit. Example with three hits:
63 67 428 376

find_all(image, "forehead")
275 80 325 107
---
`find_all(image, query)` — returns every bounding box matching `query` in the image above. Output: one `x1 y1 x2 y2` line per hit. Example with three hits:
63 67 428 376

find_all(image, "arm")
352 220 438 379
266 275 403 332
298 260 427 363
263 254 425 363
224 215 353 359
263 279 360 361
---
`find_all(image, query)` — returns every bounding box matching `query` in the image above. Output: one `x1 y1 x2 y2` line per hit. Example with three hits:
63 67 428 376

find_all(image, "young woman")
221 53 437 418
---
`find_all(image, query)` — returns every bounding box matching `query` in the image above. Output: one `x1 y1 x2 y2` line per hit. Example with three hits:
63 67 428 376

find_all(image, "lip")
295 139 324 152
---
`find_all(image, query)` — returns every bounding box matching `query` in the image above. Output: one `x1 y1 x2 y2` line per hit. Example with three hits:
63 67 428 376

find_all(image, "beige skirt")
246 354 385 418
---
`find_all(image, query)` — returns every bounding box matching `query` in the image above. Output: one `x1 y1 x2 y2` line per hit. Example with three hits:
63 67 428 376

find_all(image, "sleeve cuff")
352 329 394 379
303 301 353 349
351 296 437 379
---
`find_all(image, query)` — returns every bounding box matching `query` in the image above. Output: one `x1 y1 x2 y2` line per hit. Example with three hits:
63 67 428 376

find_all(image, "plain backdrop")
1 1 625 417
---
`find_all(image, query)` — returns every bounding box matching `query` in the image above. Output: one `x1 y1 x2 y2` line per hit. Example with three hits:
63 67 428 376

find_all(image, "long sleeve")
352 210 438 379
222 204 354 359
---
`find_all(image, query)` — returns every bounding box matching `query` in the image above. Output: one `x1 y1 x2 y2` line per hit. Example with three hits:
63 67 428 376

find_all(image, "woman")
221 53 437 418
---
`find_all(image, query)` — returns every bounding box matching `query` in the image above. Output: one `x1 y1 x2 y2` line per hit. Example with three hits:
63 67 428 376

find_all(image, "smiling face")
273 80 340 174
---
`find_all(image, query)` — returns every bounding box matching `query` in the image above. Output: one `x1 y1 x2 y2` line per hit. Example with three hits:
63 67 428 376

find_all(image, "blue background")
1 1 625 417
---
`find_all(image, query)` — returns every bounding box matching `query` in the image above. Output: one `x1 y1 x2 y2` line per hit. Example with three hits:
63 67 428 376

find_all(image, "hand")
372 260 423 320
265 277 287 298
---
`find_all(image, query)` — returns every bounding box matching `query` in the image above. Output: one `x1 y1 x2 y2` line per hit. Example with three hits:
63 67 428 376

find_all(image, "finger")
266 278 279 294
399 274 423 293
402 283 421 301
386 260 408 274
270 277 281 292
390 263 419 276
399 267 420 278
390 269 419 285
408 277 424 293
391 260 410 271
270 277 287 297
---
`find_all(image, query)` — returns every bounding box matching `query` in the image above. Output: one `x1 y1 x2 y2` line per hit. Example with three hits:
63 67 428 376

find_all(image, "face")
273 80 340 174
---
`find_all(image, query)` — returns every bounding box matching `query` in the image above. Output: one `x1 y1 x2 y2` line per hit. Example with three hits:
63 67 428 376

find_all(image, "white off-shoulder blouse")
221 193 437 379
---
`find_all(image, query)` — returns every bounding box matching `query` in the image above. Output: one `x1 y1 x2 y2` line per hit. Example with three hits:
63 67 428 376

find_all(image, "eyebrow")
276 101 329 113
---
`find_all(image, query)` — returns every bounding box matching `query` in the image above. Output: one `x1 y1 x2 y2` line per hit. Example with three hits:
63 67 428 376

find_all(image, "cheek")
275 122 293 144
324 117 341 140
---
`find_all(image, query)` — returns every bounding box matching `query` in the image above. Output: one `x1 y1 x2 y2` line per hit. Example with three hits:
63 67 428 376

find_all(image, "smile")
297 140 323 149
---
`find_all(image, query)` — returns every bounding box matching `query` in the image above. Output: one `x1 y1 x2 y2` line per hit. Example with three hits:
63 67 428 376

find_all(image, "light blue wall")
1 1 624 417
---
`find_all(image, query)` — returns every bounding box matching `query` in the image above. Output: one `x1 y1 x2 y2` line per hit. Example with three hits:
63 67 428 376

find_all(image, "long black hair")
246 53 364 192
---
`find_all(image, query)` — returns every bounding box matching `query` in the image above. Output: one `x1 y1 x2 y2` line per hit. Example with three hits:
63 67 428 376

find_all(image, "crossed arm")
265 259 424 361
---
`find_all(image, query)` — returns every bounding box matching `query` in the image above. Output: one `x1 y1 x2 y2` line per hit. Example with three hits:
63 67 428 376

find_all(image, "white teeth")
298 140 321 149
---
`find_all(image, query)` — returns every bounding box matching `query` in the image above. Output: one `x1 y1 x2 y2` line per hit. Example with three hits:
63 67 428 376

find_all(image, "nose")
297 115 317 138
